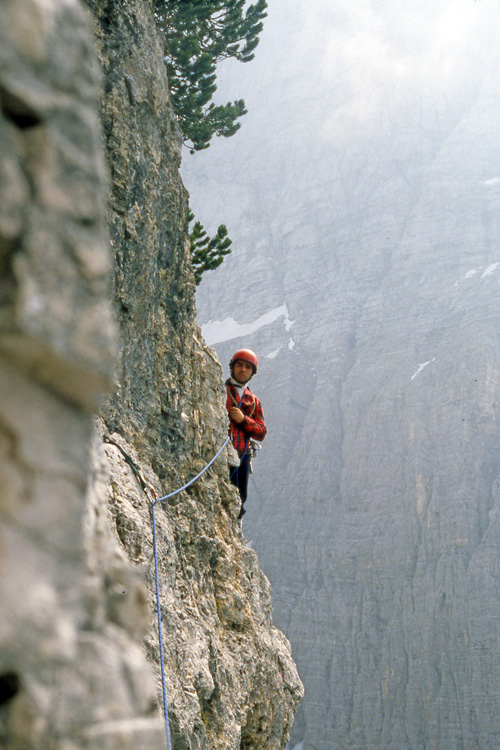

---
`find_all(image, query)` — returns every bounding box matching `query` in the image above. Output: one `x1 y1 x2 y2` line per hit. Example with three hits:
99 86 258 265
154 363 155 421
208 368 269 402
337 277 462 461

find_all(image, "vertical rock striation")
0 0 163 747
1 0 302 748
88 0 303 748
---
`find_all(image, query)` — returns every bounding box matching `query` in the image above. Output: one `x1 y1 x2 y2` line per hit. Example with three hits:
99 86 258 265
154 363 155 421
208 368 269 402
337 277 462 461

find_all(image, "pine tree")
189 212 233 284
155 0 267 151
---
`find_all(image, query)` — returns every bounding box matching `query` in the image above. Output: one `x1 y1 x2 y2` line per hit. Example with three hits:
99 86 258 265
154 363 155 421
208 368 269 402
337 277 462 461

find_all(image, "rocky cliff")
0 1 302 748
187 1 500 748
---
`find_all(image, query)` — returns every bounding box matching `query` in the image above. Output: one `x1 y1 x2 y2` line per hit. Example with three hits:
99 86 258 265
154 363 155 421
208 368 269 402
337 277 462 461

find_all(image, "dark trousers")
229 453 251 519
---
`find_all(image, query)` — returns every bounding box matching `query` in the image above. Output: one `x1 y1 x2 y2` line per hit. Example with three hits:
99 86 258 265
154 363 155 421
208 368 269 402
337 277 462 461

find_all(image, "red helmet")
230 348 258 373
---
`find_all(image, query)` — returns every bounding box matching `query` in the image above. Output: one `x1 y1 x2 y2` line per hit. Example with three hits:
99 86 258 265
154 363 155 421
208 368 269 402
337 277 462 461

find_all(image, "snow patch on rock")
202 304 295 345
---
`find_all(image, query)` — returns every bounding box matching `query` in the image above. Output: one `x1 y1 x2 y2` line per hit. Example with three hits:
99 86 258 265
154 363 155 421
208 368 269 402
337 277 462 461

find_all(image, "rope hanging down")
151 435 230 749
104 434 230 750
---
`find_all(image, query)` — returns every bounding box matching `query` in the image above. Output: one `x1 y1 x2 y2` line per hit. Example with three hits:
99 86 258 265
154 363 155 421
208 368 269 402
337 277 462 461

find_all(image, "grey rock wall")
88 1 302 745
187 1 500 748
0 1 164 747
1 0 302 748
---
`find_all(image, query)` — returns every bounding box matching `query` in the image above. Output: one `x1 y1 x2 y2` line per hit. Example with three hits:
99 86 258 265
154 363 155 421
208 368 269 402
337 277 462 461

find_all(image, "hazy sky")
230 0 499 100
183 0 500 235
192 0 499 128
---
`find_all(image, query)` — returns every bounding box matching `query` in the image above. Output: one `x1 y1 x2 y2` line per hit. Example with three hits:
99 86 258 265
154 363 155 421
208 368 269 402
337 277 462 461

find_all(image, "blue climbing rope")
152 387 248 747
154 437 230 507
151 435 230 748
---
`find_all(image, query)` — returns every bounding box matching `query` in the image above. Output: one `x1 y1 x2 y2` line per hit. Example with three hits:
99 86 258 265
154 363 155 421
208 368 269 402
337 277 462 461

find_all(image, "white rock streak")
266 346 283 360
202 304 295 345
481 262 500 278
464 267 481 279
455 265 499 286
411 358 436 382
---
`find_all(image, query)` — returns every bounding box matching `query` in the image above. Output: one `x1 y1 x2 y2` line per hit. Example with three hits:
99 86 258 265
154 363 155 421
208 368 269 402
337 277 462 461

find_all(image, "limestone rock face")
1 0 302 748
0 1 163 748
88 0 302 744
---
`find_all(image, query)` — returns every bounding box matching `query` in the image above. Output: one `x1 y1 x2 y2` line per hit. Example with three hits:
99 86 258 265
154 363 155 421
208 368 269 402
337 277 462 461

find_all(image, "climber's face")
232 359 254 384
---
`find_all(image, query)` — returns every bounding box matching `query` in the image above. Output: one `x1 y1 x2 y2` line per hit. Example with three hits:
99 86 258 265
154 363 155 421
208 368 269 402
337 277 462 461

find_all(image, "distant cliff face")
0 0 302 748
187 1 500 748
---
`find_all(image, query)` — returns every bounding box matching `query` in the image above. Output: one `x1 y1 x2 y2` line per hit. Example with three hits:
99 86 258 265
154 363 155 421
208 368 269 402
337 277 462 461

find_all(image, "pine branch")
189 212 233 284
155 0 267 151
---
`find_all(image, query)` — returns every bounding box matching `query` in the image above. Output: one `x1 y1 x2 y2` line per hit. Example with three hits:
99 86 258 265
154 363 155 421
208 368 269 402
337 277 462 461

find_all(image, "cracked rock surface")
1 0 302 748
0 1 163 747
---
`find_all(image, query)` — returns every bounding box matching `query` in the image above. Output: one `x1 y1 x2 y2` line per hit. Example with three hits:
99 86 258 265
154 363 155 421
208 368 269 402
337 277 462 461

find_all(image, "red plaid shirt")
226 379 266 457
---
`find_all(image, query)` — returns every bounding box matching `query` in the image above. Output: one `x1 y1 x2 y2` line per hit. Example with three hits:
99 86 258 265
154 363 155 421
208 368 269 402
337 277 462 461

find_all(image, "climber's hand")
229 407 245 424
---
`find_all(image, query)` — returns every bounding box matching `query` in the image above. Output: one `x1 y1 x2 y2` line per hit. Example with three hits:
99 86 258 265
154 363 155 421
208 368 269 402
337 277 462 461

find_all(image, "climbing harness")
104 383 257 748
248 438 262 459
105 434 230 750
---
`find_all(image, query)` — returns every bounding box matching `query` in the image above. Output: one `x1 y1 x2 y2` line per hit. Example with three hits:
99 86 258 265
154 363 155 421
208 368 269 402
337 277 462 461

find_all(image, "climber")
226 348 266 520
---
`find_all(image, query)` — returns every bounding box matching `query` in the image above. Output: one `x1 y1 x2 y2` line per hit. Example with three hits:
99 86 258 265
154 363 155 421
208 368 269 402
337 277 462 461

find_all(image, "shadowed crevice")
0 672 20 707
0 84 42 130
